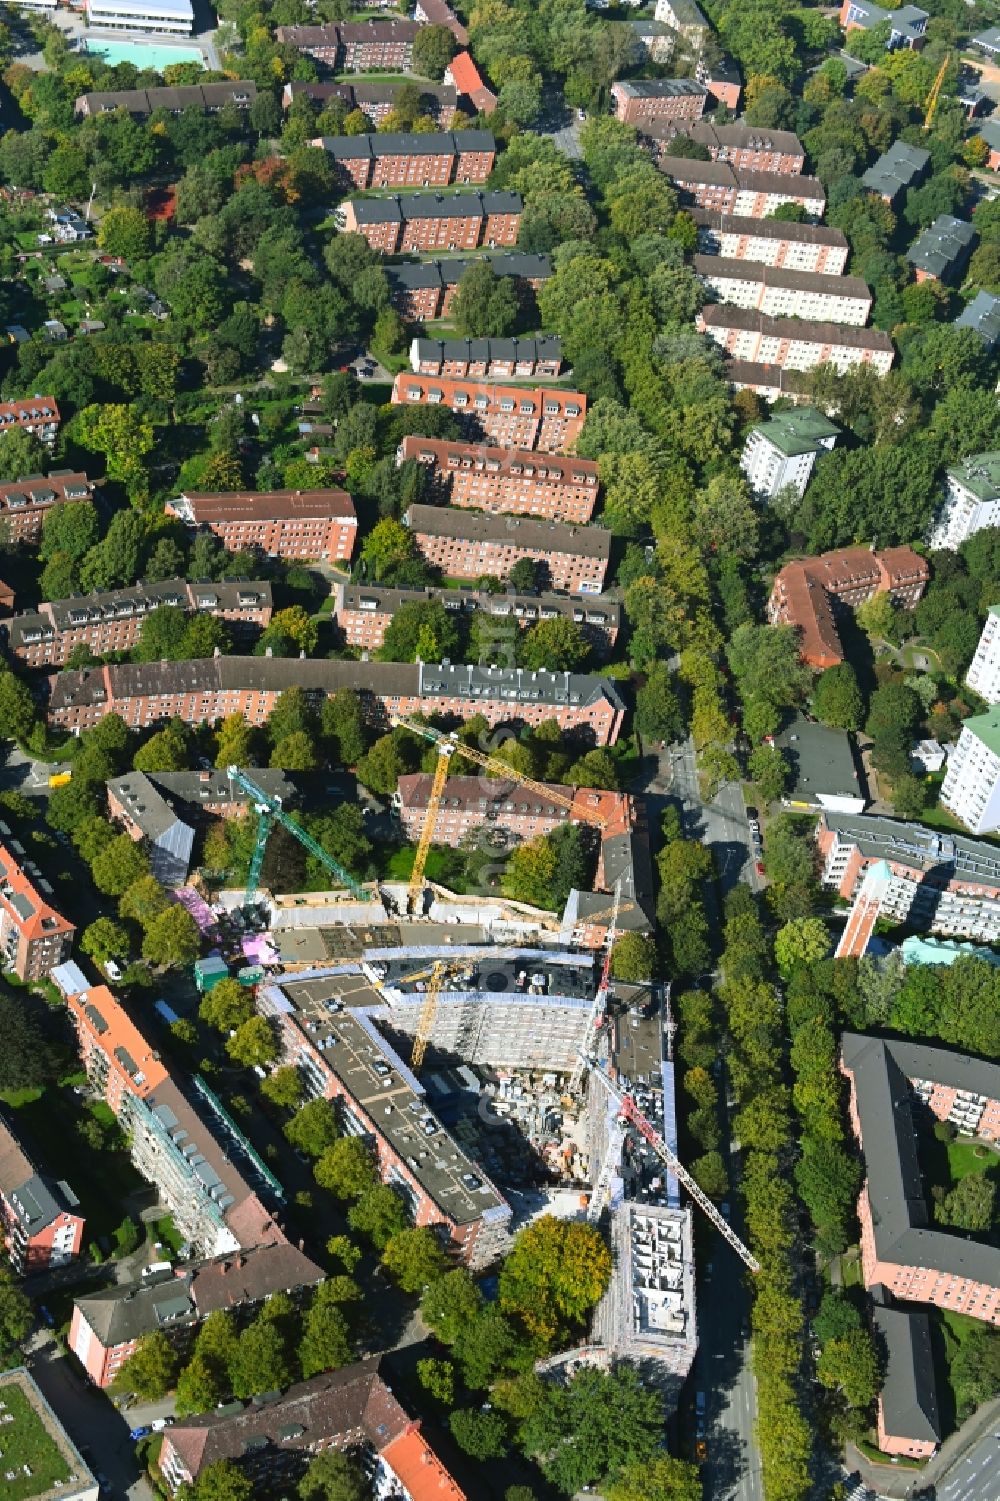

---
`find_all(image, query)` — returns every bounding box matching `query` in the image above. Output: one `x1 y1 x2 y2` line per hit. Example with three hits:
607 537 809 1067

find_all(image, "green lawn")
855 1437 926 1469
150 1214 185 1255
0 1086 43 1107
947 1139 998 1180
0 1380 72 1501
840 1251 862 1288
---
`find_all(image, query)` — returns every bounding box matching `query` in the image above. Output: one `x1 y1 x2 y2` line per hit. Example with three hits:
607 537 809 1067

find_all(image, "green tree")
610 932 656 983
190 1461 254 1501
314 1137 376 1199
519 617 591 672
747 746 789 805
421 1267 483 1344
449 1407 509 1460
299 1451 369 1501
499 1217 611 1348
0 1271 31 1364
285 1097 340 1158
817 1327 880 1410
174 1352 226 1417
451 260 520 337
812 663 864 731
142 905 201 969
417 1357 455 1405
260 1065 303 1110
134 726 188 773
774 918 831 978
381 1227 448 1292
80 917 131 964
40 499 99 561
936 1172 996 1231
98 204 151 262
522 1364 662 1494
230 1318 293 1398
225 1016 279 1068
412 23 455 78
73 403 154 503
119 873 170 929
607 1457 702 1501
635 662 683 743
0 672 35 741
92 834 150 896
813 1290 860 1346
347 1183 409 1249
378 600 460 664
360 519 414 582
501 835 558 908
299 1299 352 1378
118 1331 176 1399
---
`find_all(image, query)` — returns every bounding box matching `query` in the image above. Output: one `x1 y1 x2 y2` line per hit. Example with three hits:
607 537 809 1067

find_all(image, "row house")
398 433 599 522
768 546 928 669
444 50 498 114
46 658 627 744
611 78 707 126
907 213 976 284
409 335 562 379
282 79 458 127
842 1033 1000 1343
698 304 894 374
0 396 60 445
164 489 357 563
694 255 872 326
0 470 93 546
414 0 468 43
275 19 420 71
340 190 522 254
0 1113 84 1273
643 119 804 174
861 139 931 204
391 373 586 452
69 1243 323 1388
257 984 510 1269
315 129 495 189
74 81 256 118
58 971 286 1257
658 157 826 218
159 1360 466 1499
404 503 611 594
816 810 1000 948
4 578 272 668
691 208 849 275
333 580 619 654
388 252 552 321
0 836 74 980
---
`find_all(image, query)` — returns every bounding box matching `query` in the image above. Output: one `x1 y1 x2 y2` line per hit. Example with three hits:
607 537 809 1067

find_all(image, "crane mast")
567 881 622 1098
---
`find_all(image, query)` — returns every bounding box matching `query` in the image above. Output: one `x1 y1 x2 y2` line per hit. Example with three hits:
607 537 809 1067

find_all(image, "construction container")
194 956 229 993
237 965 264 987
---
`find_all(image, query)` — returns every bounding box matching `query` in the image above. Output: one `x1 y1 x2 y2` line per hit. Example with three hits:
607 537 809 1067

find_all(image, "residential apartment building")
694 255 872 325
333 580 619 654
158 1360 465 1499
955 290 1000 349
106 768 295 887
699 305 894 374
69 1243 323 1388
4 578 272 668
282 78 458 127
644 120 804 174
724 362 813 399
840 0 928 48
939 710 1000 834
47 659 627 744
907 214 976 283
653 0 709 44
928 452 1000 551
315 129 495 189
59 971 286 1256
696 52 742 111
0 396 60 445
691 208 849 274
0 470 93 546
391 374 586 452
842 1032 1000 1333
0 1113 84 1273
975 118 1000 170
257 984 510 1268
404 504 611 593
870 1301 940 1460
388 252 551 321
398 434 599 522
74 81 256 118
409 336 562 379
444 50 498 114
414 0 468 43
659 158 826 217
629 18 676 63
0 838 74 980
275 19 420 70
966 606 1000 703
84 0 194 34
611 78 707 126
768 547 929 669
861 139 931 203
817 810 1000 946
164 490 357 563
339 191 522 254
0 1369 97 1501
740 407 839 499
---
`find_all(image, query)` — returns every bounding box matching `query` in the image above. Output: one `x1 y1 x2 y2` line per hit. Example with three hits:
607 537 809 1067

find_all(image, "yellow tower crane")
923 53 951 131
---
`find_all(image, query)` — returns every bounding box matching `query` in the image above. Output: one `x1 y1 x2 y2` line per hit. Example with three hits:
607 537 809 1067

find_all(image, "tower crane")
923 52 951 131
227 766 379 910
585 1058 759 1270
410 959 448 1071
394 717 609 916
566 881 623 1099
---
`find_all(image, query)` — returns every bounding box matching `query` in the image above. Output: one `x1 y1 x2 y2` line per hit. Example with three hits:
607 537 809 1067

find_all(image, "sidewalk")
848 1392 1000 1497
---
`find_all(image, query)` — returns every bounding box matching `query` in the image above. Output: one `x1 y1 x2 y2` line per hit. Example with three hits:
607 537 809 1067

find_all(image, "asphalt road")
938 1430 1000 1501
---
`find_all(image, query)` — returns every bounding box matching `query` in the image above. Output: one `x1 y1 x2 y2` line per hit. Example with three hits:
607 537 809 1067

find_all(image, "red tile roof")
382 1427 467 1501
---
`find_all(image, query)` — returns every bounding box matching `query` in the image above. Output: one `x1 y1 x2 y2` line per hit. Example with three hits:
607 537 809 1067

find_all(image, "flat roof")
0 1367 97 1501
87 0 193 15
773 716 861 800
749 406 839 456
947 451 1000 501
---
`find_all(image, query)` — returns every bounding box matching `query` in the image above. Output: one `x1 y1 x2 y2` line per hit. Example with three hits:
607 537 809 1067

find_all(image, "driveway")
26 1339 154 1501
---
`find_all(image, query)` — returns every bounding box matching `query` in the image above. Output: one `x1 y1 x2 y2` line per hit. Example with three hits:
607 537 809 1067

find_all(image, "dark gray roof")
417 660 625 712
0 1113 78 1234
691 208 847 248
151 769 295 810
906 214 976 279
349 199 403 225
842 1033 1000 1283
108 771 187 843
405 503 611 560
6 578 270 647
861 139 931 201
350 191 521 224
871 1301 940 1445
700 304 892 353
389 253 551 292
955 290 1000 347
322 129 494 158
413 336 561 365
822 812 1000 893
337 581 619 629
773 717 862 802
693 255 870 301
661 158 826 202
76 82 257 117
615 78 707 100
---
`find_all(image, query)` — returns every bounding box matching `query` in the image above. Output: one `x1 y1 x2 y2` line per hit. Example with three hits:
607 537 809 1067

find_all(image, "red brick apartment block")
445 50 498 113
275 19 420 70
657 157 826 217
398 434 599 521
0 471 92 545
0 839 74 979
643 120 805 174
333 581 620 654
316 129 495 189
4 578 272 668
282 79 459 127
611 78 707 126
410 336 562 380
696 53 742 111
164 489 357 563
404 503 611 593
0 396 60 444
47 658 627 743
0 1113 84 1273
396 774 634 847
767 546 929 668
690 209 849 275
842 1032 1000 1329
388 253 552 321
340 191 522 255
391 374 586 452
415 0 468 43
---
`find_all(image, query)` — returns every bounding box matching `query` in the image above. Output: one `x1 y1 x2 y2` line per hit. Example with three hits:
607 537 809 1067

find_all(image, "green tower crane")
226 766 377 908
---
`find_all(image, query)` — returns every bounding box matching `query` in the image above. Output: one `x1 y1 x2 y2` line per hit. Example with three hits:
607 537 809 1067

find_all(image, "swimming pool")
84 38 206 69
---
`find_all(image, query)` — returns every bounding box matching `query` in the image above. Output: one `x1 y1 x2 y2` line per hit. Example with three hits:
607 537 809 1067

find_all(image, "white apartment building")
940 711 1000 834
966 607 1000 704
86 0 194 31
691 210 849 274
694 255 872 326
698 306 894 374
741 407 839 498
928 454 1000 552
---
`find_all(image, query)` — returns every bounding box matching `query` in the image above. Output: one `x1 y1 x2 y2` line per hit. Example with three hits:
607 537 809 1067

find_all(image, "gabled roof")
871 1300 940 1445
405 503 611 559
906 214 976 279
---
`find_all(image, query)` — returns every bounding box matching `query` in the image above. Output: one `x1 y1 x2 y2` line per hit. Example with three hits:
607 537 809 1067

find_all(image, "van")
695 1392 706 1414
142 1261 172 1281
